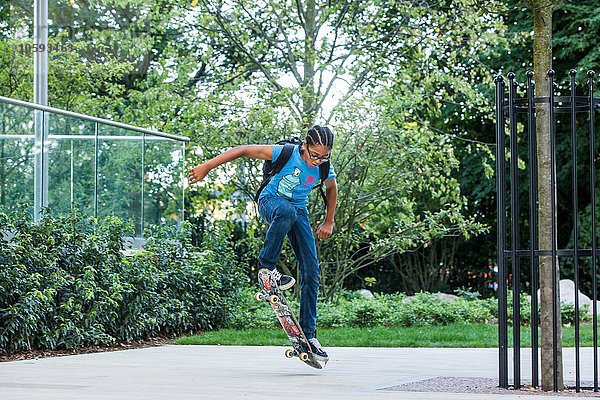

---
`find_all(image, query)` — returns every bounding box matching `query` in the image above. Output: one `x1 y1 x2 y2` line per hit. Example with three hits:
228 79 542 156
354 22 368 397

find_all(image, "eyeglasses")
306 145 330 162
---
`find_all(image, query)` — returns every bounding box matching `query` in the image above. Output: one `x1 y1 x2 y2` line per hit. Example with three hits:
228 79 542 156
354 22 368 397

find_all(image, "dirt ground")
0 336 173 362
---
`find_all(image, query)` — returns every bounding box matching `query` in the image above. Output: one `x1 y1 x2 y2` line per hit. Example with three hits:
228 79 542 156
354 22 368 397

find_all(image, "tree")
306 82 487 299
525 0 563 391
424 0 600 297
1 0 504 300
194 0 505 127
187 0 503 294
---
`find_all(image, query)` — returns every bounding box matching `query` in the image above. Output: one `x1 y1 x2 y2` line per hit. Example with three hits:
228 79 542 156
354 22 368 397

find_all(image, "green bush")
388 293 494 327
229 289 496 329
505 291 592 326
0 209 245 353
228 287 282 329
227 285 595 331
561 303 592 325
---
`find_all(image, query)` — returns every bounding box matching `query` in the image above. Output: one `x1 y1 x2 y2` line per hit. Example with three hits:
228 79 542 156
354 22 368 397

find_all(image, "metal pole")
569 69 581 392
495 74 509 389
548 69 559 392
0 95 190 142
141 133 145 236
588 70 598 392
94 122 99 217
33 0 49 219
70 140 74 208
508 72 521 388
182 142 186 223
527 70 540 388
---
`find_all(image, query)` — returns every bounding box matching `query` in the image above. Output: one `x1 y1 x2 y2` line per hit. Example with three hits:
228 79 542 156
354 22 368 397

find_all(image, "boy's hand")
316 221 334 240
188 163 211 184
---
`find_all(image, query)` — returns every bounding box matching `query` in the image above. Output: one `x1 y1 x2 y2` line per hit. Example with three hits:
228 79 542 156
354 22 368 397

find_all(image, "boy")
188 125 337 360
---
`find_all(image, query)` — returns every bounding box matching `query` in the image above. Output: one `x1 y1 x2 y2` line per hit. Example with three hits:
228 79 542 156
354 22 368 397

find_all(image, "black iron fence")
495 69 600 391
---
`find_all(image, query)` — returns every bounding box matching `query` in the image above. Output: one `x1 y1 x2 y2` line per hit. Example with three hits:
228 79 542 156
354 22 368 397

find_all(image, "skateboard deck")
255 268 325 369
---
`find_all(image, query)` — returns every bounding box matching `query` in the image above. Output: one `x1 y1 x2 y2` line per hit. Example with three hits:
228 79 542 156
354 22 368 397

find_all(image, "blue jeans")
258 194 320 339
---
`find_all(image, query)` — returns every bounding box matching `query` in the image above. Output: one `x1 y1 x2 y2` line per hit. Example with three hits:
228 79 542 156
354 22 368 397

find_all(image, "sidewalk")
0 345 594 399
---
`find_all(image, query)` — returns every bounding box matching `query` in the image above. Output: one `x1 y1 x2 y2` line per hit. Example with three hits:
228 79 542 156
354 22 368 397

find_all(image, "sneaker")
308 337 329 361
270 268 296 290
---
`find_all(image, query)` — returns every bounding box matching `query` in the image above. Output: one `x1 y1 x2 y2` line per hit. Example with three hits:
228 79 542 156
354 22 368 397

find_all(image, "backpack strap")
315 161 330 206
272 144 296 174
254 144 295 202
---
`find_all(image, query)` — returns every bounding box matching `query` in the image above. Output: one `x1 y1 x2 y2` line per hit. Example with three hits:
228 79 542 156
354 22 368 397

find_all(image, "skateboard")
255 268 326 369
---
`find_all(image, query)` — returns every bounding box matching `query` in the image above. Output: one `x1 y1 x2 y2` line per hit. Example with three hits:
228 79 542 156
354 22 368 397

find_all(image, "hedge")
0 209 245 354
229 288 591 330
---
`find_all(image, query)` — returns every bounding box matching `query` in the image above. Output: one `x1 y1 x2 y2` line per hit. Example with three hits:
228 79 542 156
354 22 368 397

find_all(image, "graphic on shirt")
277 167 301 199
302 175 315 188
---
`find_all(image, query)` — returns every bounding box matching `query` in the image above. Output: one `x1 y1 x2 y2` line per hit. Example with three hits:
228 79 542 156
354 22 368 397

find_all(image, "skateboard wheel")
268 295 279 304
299 352 309 362
285 349 294 358
254 292 264 301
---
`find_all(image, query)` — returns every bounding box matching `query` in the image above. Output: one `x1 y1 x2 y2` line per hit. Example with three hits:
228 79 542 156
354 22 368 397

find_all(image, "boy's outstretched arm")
188 145 272 184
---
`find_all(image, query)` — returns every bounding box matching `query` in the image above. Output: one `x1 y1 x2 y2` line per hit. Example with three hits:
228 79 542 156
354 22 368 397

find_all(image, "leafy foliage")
312 91 487 299
230 288 496 329
5 0 599 300
0 0 507 296
230 287 590 330
0 209 245 354
505 290 592 326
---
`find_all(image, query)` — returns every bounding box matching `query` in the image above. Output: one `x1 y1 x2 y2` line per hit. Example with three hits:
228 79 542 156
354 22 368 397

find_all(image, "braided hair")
306 125 334 149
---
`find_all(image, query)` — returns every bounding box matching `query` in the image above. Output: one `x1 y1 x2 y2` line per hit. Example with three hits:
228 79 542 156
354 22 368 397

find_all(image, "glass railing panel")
97 125 143 235
0 95 188 237
47 113 96 215
143 137 185 230
0 102 35 213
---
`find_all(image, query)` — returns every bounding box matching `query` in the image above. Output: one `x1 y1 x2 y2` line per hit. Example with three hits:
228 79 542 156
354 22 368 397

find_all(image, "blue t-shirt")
259 145 336 208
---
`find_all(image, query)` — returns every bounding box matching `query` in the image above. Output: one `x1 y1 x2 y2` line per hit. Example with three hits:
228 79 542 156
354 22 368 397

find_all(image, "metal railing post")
526 70 540 388
508 72 521 388
569 69 581 392
588 70 598 392
495 74 509 389
547 69 560 392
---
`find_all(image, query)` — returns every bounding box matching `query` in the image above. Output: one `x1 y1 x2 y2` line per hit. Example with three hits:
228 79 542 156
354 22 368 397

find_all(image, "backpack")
254 137 330 205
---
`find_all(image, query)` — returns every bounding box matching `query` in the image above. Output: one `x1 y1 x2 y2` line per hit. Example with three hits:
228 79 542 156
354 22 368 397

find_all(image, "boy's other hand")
316 221 334 240
188 163 210 184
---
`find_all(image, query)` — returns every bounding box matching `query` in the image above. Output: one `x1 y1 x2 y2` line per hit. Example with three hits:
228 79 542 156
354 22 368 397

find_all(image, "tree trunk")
302 0 317 128
527 0 564 391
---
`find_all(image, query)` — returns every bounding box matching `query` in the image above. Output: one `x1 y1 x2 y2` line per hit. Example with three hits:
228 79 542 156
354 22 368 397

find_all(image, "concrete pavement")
0 345 596 399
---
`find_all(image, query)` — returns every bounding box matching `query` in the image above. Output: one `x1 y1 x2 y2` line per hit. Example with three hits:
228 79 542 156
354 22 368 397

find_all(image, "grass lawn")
175 323 597 348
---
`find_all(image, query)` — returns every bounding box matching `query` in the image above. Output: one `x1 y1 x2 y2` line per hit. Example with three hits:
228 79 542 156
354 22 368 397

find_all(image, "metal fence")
495 69 600 391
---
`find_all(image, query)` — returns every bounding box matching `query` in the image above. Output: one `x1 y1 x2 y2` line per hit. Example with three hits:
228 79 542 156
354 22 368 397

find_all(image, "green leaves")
229 289 496 329
312 98 488 298
0 209 245 354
